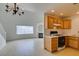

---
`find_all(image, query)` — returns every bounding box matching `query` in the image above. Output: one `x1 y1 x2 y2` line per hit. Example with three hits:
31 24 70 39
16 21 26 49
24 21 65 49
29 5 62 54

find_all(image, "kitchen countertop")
45 35 59 38
45 35 79 39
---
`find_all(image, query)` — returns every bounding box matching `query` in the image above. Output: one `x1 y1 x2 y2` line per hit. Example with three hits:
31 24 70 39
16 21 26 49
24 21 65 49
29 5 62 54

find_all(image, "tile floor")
0 38 79 56
54 48 79 56
0 38 53 56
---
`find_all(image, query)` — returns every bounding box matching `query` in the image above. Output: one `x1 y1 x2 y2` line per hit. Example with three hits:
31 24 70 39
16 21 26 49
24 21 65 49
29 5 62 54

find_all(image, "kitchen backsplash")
45 29 71 36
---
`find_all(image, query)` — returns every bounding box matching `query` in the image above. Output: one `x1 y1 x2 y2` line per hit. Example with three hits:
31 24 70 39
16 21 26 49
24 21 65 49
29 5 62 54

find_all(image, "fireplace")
38 33 43 38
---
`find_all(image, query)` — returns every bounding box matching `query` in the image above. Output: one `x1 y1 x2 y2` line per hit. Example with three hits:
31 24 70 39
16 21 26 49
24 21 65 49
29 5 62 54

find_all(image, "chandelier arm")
14 3 16 10
5 3 24 15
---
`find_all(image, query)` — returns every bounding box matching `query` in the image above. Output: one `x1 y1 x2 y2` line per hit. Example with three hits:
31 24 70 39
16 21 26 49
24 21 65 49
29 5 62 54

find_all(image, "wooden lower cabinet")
44 37 58 52
45 36 79 53
51 37 58 52
69 39 78 49
44 37 51 52
65 36 79 49
65 36 69 47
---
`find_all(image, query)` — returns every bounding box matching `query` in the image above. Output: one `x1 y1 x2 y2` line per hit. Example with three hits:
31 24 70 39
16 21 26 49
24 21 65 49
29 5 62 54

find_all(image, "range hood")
53 23 61 26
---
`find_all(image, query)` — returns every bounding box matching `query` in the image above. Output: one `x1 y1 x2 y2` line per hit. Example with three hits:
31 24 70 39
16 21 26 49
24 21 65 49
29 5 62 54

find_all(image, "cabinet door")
57 18 63 29
65 36 69 47
47 16 57 29
51 38 58 52
69 39 78 49
47 16 54 29
53 17 58 24
63 19 71 29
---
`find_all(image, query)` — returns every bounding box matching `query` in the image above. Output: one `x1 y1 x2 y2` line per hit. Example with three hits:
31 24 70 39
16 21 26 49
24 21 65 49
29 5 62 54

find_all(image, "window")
16 26 33 34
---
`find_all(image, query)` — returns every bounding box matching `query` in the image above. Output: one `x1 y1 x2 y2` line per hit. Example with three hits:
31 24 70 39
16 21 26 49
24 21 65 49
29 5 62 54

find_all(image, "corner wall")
70 15 79 36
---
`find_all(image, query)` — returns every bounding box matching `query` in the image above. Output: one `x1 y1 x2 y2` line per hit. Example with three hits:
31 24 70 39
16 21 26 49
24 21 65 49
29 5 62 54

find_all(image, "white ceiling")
1 3 79 16
19 3 79 16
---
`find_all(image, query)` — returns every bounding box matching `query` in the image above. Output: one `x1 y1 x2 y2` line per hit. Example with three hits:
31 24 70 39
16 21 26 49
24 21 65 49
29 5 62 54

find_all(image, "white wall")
35 12 44 38
0 4 44 41
69 15 79 36
0 11 38 40
0 23 6 39
0 23 6 49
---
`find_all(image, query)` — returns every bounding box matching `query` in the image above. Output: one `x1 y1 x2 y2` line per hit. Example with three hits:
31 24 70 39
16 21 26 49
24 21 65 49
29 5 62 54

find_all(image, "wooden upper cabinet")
47 15 60 29
47 16 55 29
45 14 71 29
57 18 63 29
63 19 71 29
53 17 58 24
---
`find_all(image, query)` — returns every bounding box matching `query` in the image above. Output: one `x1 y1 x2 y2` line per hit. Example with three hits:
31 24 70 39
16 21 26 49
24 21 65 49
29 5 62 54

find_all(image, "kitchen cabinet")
45 15 71 29
64 36 69 47
47 15 62 29
44 36 79 52
64 36 79 49
63 19 71 29
44 36 51 52
44 36 58 52
47 16 57 29
69 39 78 49
51 37 58 52
57 18 63 29
68 37 79 49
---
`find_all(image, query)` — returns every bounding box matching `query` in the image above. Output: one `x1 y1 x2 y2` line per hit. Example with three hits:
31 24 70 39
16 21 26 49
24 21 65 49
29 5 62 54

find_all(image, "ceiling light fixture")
5 3 24 16
51 10 55 12
60 13 64 16
76 11 79 14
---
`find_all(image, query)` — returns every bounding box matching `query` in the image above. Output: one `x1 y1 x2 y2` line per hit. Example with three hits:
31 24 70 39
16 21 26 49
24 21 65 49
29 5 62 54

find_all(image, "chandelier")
5 3 24 16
